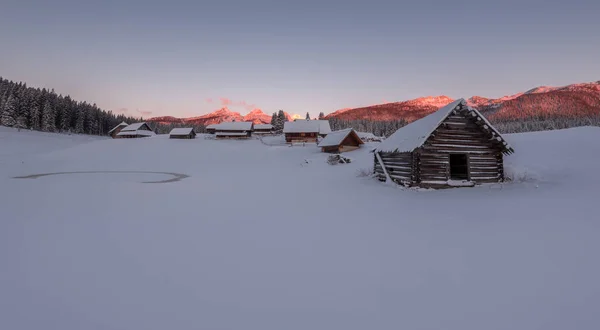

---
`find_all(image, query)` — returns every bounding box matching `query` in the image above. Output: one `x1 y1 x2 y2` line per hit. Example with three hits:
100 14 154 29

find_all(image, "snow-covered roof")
206 124 217 129
169 127 195 135
116 130 155 137
121 122 150 132
316 120 331 134
284 120 331 134
215 132 249 136
108 121 129 134
376 99 513 154
254 124 273 130
318 128 363 147
356 132 384 141
284 120 319 133
213 122 253 131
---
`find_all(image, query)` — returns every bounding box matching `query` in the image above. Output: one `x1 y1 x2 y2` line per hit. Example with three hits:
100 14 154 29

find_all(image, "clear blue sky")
1 0 598 118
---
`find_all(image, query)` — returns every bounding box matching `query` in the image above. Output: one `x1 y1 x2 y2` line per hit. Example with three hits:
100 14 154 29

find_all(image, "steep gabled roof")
316 120 331 134
169 127 195 135
376 99 513 154
318 128 364 147
116 130 155 137
213 122 253 131
121 122 151 132
108 121 129 134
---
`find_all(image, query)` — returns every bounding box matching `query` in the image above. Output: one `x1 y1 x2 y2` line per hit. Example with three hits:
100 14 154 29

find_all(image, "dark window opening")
449 154 469 180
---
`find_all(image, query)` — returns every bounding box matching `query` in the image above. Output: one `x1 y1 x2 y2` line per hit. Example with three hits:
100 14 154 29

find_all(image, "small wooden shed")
374 99 513 188
116 122 155 139
108 121 129 139
213 122 254 139
283 120 331 143
169 127 196 139
318 128 364 153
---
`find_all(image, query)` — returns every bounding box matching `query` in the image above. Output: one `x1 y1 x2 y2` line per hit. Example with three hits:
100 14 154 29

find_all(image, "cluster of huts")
108 99 513 189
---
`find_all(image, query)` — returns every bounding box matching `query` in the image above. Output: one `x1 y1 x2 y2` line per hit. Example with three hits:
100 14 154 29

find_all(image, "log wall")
374 151 413 185
418 111 504 185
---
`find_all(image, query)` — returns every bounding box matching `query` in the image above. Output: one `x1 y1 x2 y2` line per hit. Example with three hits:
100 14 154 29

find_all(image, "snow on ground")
1 126 599 330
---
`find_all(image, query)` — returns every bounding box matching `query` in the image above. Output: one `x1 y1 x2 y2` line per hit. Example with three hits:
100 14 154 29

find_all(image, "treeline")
328 117 408 137
489 114 600 134
0 77 152 135
0 77 184 135
327 112 600 136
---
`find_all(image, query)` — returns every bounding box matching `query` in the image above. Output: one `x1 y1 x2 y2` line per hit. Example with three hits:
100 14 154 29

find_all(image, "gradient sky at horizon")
1 0 599 118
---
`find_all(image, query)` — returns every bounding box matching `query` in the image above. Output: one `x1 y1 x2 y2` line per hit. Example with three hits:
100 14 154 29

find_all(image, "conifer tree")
0 94 17 127
318 112 325 120
270 112 277 125
305 112 311 120
41 100 56 132
30 100 41 130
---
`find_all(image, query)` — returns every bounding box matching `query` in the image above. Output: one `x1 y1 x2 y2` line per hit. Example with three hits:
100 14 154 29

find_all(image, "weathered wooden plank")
380 156 411 162
470 169 500 175
428 143 491 149
389 173 411 181
470 165 500 170
471 175 501 180
424 149 497 155
429 138 492 146
381 162 411 169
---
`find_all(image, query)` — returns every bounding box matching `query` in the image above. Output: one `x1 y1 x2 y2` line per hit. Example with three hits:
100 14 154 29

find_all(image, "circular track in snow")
13 171 190 184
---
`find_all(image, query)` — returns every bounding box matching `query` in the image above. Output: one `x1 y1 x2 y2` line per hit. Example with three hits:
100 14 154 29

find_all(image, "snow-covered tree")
318 112 325 120
274 110 287 132
41 100 56 132
270 112 277 125
0 94 17 127
30 100 41 130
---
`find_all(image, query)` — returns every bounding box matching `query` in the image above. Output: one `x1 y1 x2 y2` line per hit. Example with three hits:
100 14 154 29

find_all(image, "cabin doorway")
449 154 469 180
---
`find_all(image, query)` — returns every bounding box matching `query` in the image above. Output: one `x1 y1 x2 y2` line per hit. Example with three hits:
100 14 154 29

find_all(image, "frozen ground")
1 125 599 330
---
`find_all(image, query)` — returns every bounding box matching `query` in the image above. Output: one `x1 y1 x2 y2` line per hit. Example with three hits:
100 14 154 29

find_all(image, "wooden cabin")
318 128 364 153
284 120 331 143
374 99 513 188
116 122 155 139
213 122 253 139
169 127 196 139
253 124 274 135
108 121 129 139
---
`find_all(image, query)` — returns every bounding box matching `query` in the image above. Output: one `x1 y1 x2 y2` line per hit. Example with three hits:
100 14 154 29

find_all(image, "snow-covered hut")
116 122 155 139
374 99 514 188
253 124 273 135
169 127 196 139
213 122 253 139
108 121 129 139
318 128 364 153
284 120 331 143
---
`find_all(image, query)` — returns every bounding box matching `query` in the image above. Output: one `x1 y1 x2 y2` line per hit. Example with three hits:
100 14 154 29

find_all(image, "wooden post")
375 152 393 184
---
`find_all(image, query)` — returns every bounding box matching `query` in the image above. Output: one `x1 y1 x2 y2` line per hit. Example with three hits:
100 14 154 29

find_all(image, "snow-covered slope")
1 126 599 330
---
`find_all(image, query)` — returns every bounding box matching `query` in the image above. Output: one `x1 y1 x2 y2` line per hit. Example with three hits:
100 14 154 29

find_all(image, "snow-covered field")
1 125 599 330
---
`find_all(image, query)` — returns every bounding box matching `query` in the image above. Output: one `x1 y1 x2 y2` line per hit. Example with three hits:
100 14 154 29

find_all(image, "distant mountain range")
148 81 600 126
326 81 600 123
148 108 301 126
